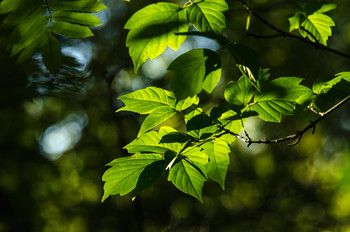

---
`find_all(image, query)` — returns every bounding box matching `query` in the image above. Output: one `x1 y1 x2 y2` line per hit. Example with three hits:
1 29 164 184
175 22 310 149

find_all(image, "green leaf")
52 11 103 26
250 100 295 122
183 147 209 166
289 13 302 32
125 2 188 72
50 0 107 13
138 106 177 137
102 153 163 202
160 132 195 144
225 76 255 106
186 0 228 34
300 13 335 45
169 49 221 100
41 35 62 75
0 0 21 14
168 158 207 202
202 139 231 190
175 95 199 111
52 21 94 38
228 44 260 88
117 87 176 114
125 127 181 154
250 77 311 122
10 8 48 54
133 160 165 199
187 113 216 140
313 72 350 95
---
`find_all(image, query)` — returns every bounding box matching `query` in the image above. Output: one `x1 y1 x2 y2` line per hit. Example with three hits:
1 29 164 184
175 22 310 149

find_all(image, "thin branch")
218 95 350 146
240 0 350 60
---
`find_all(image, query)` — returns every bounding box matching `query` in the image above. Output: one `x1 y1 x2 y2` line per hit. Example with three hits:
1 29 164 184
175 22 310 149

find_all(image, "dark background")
1 0 350 231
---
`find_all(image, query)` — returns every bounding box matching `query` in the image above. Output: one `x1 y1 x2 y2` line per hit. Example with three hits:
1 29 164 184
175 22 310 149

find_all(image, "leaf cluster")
0 0 106 74
101 0 350 202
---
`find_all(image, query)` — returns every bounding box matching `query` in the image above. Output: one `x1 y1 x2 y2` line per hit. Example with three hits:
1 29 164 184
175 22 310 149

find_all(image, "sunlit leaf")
225 76 255 106
250 77 312 122
50 0 107 13
102 153 163 202
125 127 181 154
52 21 93 38
125 2 188 72
202 139 231 190
52 11 102 26
175 95 199 111
186 0 228 34
138 106 177 137
168 158 207 202
41 35 62 75
169 49 221 100
300 13 335 45
117 87 176 114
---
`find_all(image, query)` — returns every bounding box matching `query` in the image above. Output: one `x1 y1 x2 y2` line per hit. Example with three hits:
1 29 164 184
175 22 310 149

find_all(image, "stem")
219 95 350 146
240 0 350 60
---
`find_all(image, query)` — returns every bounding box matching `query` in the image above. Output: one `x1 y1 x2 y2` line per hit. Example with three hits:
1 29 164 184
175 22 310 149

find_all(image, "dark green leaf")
41 35 62 75
228 44 260 88
169 49 221 100
133 160 165 199
160 132 195 144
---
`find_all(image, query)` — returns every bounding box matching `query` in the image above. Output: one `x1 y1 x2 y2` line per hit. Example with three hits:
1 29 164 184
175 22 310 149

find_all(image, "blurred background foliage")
1 0 350 231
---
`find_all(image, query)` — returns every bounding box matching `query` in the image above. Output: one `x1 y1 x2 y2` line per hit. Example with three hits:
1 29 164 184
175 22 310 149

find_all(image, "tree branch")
240 0 350 60
219 95 350 147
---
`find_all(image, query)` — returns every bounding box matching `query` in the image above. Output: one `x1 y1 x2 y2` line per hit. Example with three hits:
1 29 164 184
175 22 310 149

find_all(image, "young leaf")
300 13 335 45
228 44 260 88
138 106 177 137
168 158 207 202
169 49 221 100
225 76 255 106
202 139 231 190
125 2 188 72
41 35 62 75
102 153 163 202
52 12 103 26
52 21 94 39
125 127 181 154
186 0 228 34
117 87 176 114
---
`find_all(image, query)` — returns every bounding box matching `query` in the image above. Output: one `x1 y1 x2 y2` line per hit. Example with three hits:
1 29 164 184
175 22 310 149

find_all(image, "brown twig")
240 0 350 60
218 95 350 146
